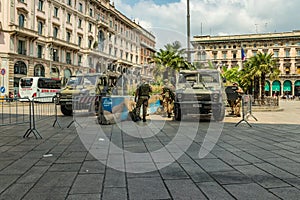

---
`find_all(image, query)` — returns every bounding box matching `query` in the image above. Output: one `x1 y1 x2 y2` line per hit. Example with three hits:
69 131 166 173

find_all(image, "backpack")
138 83 151 96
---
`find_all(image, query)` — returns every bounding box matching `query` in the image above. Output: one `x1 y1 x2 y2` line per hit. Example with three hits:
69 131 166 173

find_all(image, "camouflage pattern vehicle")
173 69 226 121
56 73 112 116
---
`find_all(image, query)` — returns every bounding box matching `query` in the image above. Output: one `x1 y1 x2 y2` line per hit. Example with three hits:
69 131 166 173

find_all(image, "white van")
19 77 61 102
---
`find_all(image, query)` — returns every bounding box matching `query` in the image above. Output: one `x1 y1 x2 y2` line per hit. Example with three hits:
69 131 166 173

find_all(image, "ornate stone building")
0 0 156 95
192 31 300 96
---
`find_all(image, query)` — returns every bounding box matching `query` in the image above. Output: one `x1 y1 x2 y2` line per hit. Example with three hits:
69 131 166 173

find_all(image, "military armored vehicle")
56 73 111 116
173 69 226 121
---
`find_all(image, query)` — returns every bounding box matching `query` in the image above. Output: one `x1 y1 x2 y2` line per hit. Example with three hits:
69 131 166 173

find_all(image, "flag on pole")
241 48 246 61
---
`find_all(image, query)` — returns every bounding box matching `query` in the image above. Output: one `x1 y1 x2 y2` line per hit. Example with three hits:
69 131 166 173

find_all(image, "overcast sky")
113 0 300 49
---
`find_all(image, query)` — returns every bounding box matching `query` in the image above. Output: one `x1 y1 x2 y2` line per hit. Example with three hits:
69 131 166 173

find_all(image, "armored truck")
173 69 226 121
56 73 110 116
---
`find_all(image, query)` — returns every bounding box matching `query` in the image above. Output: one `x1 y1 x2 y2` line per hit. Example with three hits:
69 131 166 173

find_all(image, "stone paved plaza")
0 100 300 200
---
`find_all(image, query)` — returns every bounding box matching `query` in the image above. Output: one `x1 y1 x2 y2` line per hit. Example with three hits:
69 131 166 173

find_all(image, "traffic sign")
0 86 5 93
1 68 5 75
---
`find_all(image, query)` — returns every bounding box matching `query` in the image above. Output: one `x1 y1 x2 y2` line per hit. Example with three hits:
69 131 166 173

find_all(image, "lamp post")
187 0 191 63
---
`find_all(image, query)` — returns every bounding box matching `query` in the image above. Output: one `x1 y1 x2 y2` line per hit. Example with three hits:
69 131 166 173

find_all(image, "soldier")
161 79 175 118
135 78 152 122
231 82 244 117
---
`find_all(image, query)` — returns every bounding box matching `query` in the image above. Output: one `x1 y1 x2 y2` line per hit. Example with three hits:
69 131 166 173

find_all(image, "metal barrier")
0 96 60 139
0 97 31 128
67 95 98 128
235 95 257 127
24 96 60 139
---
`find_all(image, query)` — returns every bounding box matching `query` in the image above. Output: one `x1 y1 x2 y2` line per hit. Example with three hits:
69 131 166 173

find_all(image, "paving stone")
209 170 252 185
235 165 290 188
17 166 49 183
246 150 281 160
264 157 300 176
48 163 81 172
254 162 297 179
269 187 300 200
195 158 234 172
0 160 13 171
36 172 77 187
104 168 126 188
102 187 127 200
79 160 105 174
22 186 69 200
70 174 103 194
224 183 280 200
0 159 37 175
197 182 235 200
55 151 87 164
231 151 264 164
0 175 22 193
212 150 250 166
159 162 189 180
127 177 170 200
126 170 161 179
0 183 34 200
180 162 213 183
66 194 101 200
165 179 207 200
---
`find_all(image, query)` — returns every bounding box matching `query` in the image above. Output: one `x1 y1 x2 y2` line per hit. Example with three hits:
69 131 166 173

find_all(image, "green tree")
243 52 280 99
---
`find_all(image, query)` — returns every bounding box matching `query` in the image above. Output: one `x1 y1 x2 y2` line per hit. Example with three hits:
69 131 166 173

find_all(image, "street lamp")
187 0 191 63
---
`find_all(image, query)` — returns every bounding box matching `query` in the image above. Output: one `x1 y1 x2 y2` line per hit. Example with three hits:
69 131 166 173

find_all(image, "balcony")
53 56 59 62
140 41 156 52
9 24 38 40
66 59 72 64
18 49 26 55
97 18 109 28
47 37 80 52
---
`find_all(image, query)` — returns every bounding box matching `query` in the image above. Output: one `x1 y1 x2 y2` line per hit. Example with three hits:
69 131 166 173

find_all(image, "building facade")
192 31 300 97
0 0 156 96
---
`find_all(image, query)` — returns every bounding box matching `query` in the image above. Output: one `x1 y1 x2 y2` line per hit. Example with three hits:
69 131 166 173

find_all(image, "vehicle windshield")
199 72 219 84
83 75 98 85
178 74 198 84
67 76 82 86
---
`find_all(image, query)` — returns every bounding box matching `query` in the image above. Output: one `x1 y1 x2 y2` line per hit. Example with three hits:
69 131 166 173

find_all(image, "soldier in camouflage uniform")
135 79 152 122
161 79 175 118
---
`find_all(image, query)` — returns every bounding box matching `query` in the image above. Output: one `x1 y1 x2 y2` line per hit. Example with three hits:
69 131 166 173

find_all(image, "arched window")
51 66 59 79
19 14 25 28
34 64 45 77
14 61 27 75
98 30 105 51
63 68 72 85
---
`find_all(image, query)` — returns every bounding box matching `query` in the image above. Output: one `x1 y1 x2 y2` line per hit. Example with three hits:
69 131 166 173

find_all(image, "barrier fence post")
235 95 253 127
23 99 42 139
246 95 257 121
52 96 61 128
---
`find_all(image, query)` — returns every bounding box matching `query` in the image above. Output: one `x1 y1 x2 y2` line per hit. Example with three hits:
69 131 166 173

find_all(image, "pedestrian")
135 78 152 122
161 79 175 118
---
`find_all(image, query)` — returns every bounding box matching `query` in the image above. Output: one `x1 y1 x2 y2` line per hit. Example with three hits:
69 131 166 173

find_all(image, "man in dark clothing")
135 79 152 122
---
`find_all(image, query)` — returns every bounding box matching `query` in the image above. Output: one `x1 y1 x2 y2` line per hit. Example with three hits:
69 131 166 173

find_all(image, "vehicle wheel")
174 103 181 121
212 105 225 121
61 105 73 116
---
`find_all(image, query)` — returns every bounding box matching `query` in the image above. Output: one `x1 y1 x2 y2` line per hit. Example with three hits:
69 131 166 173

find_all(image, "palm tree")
164 41 185 56
151 41 192 82
243 52 280 99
